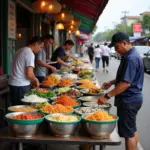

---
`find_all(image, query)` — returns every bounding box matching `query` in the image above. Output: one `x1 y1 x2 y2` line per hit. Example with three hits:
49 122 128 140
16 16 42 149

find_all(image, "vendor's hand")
50 66 57 72
102 82 112 90
98 96 108 105
46 60 51 63
32 78 40 88
67 64 72 68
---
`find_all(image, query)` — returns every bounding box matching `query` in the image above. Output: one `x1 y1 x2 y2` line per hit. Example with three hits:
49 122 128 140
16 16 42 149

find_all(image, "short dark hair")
64 40 74 46
104 43 107 46
28 36 43 45
42 34 54 41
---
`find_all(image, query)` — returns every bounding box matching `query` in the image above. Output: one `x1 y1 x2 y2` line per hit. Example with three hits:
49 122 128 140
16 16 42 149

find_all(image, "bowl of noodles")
45 113 81 137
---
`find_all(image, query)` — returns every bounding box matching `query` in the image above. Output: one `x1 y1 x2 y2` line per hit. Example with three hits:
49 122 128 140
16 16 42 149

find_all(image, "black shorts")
117 101 142 138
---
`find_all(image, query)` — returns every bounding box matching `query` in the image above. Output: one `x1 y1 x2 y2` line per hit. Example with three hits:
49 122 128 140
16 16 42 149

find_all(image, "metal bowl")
79 96 102 102
5 112 44 138
45 113 81 137
82 102 111 112
82 114 118 139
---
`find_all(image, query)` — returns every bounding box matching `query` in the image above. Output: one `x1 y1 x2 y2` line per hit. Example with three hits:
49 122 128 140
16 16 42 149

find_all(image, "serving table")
0 123 121 150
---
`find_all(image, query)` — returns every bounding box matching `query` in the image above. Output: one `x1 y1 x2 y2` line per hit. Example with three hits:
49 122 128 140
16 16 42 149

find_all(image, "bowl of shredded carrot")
40 103 74 114
52 95 81 108
58 79 75 87
82 111 119 139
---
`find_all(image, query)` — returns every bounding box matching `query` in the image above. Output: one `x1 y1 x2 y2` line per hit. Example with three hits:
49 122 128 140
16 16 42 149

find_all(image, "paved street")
94 57 150 150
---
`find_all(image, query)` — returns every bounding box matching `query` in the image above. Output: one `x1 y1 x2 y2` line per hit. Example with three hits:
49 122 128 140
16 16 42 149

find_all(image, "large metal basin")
5 112 44 138
45 113 81 137
82 114 118 139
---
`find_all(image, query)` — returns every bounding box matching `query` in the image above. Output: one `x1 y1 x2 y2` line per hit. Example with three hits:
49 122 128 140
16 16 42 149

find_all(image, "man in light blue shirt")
35 35 56 82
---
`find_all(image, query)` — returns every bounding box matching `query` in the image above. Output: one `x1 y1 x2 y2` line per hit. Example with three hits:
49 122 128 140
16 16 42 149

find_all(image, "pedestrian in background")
94 45 102 72
101 42 110 73
98 32 144 150
79 43 85 57
87 43 94 63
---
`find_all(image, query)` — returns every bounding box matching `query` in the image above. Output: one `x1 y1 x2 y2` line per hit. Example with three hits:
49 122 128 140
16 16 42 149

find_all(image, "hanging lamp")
53 4 73 22
70 18 81 26
56 23 64 30
32 0 61 14
68 30 72 34
75 29 81 36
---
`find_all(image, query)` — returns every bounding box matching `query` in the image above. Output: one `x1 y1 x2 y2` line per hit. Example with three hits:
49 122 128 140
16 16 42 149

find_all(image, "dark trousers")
36 76 45 83
95 57 100 69
9 85 31 106
102 56 109 68
89 55 94 63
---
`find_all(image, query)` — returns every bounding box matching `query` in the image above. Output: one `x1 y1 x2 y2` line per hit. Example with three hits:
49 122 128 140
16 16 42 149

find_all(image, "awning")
31 0 109 34
59 0 109 34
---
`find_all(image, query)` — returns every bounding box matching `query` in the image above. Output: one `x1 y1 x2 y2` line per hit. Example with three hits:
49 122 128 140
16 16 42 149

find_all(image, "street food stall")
0 57 121 150
0 0 122 150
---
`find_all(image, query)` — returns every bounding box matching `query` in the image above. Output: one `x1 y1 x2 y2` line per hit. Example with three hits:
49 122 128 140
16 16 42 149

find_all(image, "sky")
95 0 150 34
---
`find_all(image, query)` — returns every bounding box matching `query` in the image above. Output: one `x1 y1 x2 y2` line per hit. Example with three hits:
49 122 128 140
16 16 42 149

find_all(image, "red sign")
133 23 142 33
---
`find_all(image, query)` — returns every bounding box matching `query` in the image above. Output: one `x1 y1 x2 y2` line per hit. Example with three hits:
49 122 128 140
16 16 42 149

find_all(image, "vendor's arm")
98 81 130 104
26 66 39 87
107 81 130 97
57 57 70 67
25 52 39 87
99 58 136 104
36 60 56 72
102 79 116 89
66 53 77 61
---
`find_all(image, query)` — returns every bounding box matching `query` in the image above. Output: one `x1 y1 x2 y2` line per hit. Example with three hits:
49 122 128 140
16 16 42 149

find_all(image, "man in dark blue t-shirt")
51 40 75 69
98 32 144 150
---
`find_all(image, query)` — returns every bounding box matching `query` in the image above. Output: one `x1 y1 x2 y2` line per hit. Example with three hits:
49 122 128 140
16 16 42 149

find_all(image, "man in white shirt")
101 43 110 73
9 36 43 105
94 45 102 71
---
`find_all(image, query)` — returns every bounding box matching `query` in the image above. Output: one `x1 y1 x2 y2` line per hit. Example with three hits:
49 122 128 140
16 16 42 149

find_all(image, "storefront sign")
133 23 142 33
8 0 16 39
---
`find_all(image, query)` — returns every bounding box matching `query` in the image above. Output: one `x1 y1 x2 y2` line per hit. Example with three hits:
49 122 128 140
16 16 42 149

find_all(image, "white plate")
47 61 57 65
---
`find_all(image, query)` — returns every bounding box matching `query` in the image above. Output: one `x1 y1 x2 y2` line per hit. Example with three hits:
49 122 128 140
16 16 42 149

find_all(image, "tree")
142 15 150 30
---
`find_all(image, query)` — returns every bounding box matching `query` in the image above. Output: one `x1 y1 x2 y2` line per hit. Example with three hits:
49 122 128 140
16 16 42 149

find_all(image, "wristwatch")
104 93 110 99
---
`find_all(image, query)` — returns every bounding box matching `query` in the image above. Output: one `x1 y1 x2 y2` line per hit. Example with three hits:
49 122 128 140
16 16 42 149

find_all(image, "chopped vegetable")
25 90 56 98
9 114 43 120
55 95 79 107
10 106 36 112
41 75 60 86
46 115 79 122
59 89 81 97
58 79 74 87
41 104 73 114
55 87 71 94
85 111 115 121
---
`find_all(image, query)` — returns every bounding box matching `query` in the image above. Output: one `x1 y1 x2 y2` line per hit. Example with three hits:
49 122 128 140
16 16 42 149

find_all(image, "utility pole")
112 22 117 31
122 11 129 33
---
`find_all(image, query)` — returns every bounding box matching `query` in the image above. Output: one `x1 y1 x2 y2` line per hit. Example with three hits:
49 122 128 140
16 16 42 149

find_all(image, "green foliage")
93 14 150 42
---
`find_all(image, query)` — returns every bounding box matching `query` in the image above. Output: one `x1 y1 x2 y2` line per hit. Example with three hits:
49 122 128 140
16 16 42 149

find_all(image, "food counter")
0 124 121 150
0 57 121 150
